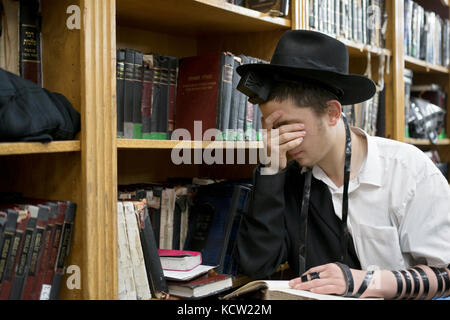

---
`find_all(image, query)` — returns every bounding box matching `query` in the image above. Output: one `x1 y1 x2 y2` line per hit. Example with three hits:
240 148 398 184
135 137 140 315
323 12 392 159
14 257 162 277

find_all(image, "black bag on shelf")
0 68 81 143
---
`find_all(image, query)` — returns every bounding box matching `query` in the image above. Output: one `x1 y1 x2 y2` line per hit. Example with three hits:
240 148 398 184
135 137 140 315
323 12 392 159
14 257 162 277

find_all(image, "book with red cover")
23 203 57 300
37 201 66 300
167 271 232 299
19 0 42 86
158 249 202 271
174 52 234 141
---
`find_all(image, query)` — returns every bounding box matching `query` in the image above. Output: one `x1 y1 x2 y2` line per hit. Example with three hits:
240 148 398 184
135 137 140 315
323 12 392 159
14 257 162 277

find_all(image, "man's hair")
267 80 338 116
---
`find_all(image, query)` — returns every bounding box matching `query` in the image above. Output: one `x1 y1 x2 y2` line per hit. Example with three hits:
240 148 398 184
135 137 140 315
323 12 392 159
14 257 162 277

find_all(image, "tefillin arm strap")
298 114 352 276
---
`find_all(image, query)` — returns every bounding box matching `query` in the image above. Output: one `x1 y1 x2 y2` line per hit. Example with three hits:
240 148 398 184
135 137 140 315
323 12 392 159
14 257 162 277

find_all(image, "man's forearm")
362 265 450 299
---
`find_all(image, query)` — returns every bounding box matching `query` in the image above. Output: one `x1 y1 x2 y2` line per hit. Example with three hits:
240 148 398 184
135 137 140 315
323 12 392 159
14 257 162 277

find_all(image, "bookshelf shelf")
0 140 81 156
404 55 450 74
333 35 392 57
117 139 264 150
116 0 291 35
405 138 450 146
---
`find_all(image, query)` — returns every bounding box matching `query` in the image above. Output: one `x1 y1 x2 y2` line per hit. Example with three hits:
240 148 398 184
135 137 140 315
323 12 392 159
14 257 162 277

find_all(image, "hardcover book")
175 52 234 141
223 280 382 300
19 0 42 86
167 272 232 299
158 249 202 271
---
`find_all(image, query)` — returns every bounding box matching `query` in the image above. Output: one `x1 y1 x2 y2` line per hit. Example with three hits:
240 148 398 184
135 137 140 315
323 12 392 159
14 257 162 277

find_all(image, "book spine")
117 202 137 300
132 51 143 139
308 0 315 29
0 210 28 300
149 187 162 249
140 206 168 298
9 206 39 300
167 56 179 139
123 202 151 300
335 0 340 36
39 201 65 299
217 53 234 140
141 55 154 140
19 0 42 86
30 203 57 300
150 55 161 140
0 211 18 288
229 56 242 142
116 49 126 138
123 49 135 139
49 201 76 300
21 205 49 299
158 55 170 140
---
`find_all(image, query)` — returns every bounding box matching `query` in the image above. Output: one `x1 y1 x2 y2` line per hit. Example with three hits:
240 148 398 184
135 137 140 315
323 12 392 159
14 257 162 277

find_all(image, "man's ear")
326 100 342 126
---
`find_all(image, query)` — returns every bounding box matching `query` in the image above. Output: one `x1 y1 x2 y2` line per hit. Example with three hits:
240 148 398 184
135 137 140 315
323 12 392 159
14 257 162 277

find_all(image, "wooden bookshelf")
404 55 450 74
116 0 291 35
0 141 81 156
405 138 450 146
2 0 450 301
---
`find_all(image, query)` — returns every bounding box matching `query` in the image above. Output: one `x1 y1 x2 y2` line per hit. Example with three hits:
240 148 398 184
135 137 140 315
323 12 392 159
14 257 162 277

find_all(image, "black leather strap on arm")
430 267 444 299
438 267 450 298
335 262 354 297
412 267 429 300
399 270 412 300
408 268 421 300
352 270 375 298
391 270 403 300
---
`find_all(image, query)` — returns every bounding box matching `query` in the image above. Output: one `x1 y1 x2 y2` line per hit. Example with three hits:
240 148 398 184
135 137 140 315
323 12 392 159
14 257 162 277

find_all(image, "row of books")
308 0 387 48
116 49 265 142
117 180 252 299
116 50 178 140
0 0 42 86
342 90 383 136
0 196 76 300
404 0 450 67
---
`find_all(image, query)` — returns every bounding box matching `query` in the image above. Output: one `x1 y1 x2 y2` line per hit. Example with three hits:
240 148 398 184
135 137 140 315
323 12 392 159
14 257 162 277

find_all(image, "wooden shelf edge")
195 0 292 28
116 0 291 35
0 140 81 156
405 138 450 146
404 55 450 74
308 29 392 57
117 139 264 150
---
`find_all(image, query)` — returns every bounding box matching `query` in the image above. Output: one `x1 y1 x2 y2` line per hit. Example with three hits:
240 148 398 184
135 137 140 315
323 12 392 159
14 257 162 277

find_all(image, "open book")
223 280 382 300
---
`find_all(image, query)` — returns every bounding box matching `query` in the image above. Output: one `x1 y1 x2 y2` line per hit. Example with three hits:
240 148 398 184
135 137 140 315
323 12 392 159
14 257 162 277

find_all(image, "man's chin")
295 157 314 168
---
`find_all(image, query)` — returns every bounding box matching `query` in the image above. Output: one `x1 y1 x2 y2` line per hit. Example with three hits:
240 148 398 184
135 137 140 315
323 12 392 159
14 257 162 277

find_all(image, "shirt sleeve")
399 171 450 268
236 164 291 279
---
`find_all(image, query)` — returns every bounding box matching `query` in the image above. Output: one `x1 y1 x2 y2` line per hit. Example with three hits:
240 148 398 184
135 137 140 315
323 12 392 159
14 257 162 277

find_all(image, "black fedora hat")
236 30 376 105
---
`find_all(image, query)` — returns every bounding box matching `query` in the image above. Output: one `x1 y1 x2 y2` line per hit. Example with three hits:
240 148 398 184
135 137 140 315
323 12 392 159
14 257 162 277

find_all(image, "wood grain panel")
80 0 117 300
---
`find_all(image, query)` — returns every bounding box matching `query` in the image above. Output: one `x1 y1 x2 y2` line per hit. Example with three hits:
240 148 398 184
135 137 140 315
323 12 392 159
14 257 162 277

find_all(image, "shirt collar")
355 127 383 187
305 127 383 188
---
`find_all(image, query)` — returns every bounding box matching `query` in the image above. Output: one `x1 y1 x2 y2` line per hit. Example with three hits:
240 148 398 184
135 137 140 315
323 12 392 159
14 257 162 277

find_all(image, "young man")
236 30 450 299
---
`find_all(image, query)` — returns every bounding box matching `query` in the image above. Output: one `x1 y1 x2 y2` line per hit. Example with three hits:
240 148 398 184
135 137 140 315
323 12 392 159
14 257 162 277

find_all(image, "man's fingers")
304 264 331 276
310 285 342 295
293 279 335 291
278 131 306 145
263 111 282 129
278 137 304 153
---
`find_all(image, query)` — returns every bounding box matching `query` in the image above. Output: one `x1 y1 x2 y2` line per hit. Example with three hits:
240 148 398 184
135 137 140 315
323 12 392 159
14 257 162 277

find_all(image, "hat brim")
236 63 376 105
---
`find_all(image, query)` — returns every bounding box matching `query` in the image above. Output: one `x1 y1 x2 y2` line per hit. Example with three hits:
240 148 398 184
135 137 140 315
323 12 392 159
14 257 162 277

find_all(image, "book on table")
223 280 383 300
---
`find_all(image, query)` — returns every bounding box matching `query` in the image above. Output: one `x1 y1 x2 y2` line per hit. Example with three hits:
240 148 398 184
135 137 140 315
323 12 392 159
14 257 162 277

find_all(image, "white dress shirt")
310 127 450 270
